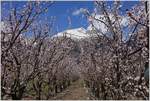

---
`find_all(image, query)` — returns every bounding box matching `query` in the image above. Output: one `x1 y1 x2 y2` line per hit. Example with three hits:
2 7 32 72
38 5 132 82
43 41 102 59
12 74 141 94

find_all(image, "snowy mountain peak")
54 27 90 40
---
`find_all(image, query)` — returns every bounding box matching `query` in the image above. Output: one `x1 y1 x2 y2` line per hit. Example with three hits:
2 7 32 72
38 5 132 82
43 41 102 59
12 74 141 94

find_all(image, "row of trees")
79 1 149 100
1 2 79 100
1 1 149 100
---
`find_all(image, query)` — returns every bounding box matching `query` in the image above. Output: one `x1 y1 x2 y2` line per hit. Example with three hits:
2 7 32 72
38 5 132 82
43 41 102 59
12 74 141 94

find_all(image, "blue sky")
1 1 140 33
48 1 94 33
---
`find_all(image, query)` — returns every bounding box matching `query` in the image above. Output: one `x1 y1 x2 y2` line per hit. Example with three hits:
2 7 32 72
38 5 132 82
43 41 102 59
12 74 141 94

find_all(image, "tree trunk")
95 84 100 99
11 85 25 100
63 81 66 89
101 83 106 100
36 82 42 100
55 85 58 93
67 80 70 86
59 83 63 92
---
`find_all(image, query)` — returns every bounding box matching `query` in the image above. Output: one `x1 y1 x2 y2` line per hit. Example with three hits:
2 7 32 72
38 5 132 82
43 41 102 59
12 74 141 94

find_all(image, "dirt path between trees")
51 79 90 100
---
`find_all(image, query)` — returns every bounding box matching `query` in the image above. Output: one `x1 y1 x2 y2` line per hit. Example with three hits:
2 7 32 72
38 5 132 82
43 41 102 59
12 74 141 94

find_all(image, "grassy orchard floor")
50 79 91 100
21 79 93 100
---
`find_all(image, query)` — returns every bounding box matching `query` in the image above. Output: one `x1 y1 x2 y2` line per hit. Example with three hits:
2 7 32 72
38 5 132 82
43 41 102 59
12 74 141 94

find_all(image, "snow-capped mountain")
54 14 129 40
54 27 90 40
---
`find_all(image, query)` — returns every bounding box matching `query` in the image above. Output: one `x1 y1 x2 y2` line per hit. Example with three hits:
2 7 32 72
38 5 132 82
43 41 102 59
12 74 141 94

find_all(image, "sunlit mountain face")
54 27 88 40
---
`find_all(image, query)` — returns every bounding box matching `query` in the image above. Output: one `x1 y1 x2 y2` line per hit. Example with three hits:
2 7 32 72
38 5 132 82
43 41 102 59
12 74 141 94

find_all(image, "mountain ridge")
53 27 90 40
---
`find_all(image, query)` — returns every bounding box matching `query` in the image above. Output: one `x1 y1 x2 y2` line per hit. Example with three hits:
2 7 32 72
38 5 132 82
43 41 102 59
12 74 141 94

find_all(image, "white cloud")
1 21 11 33
120 17 129 27
87 14 110 33
87 14 129 34
72 8 87 16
